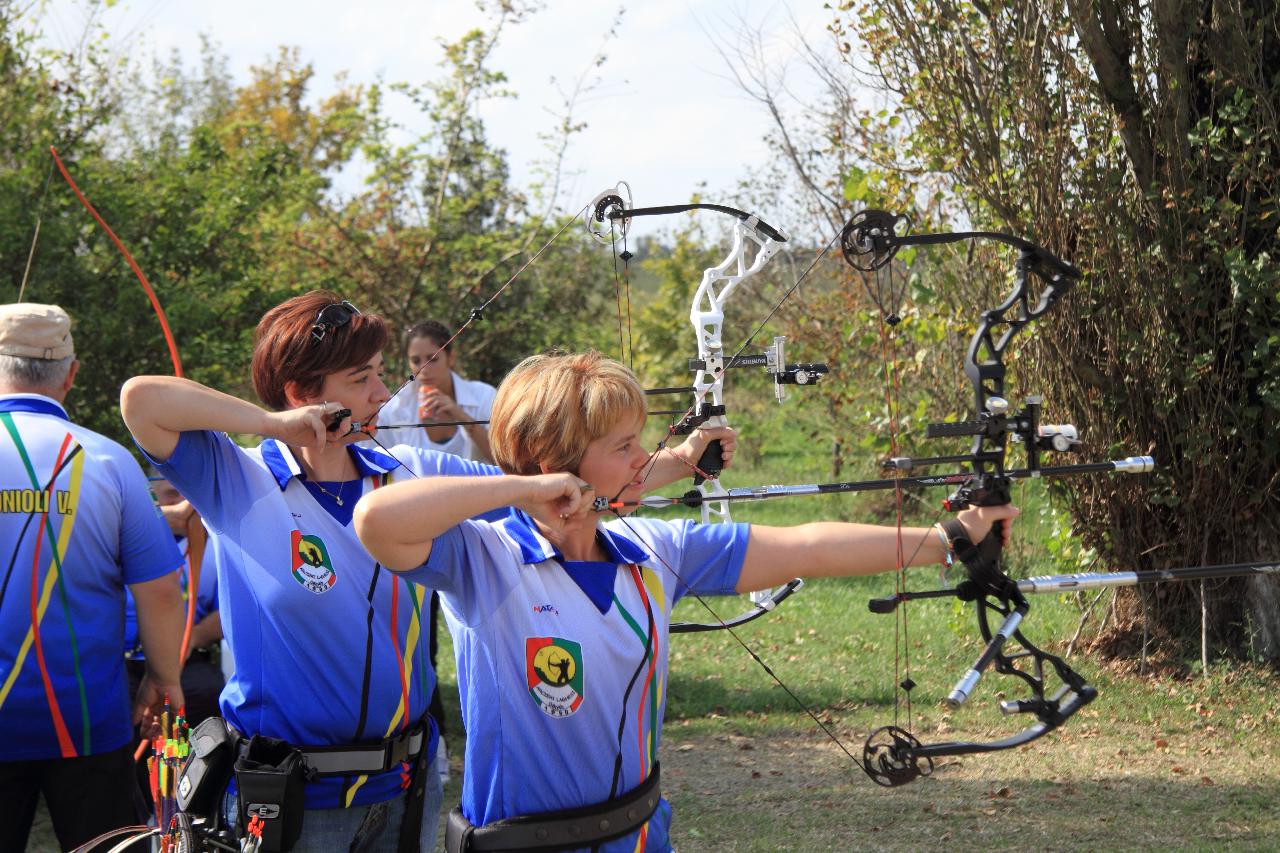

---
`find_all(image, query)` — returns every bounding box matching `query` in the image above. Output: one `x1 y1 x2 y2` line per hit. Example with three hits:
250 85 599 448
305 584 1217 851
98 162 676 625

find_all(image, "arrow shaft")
607 457 1154 511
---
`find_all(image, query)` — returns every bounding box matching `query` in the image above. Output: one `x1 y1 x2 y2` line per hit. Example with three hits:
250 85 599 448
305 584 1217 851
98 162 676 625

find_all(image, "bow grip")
942 516 1007 594
977 521 1004 563
692 439 723 486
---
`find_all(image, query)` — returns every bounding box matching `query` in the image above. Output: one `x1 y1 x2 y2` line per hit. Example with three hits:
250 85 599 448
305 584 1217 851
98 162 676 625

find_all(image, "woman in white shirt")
374 320 498 782
378 321 496 463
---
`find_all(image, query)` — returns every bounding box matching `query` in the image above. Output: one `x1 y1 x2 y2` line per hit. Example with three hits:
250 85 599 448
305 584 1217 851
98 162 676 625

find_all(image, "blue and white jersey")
0 394 183 760
149 430 499 808
405 511 749 853
124 533 218 659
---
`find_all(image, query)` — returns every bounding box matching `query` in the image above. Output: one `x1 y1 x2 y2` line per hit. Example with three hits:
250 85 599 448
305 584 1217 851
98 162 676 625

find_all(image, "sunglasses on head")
311 301 360 342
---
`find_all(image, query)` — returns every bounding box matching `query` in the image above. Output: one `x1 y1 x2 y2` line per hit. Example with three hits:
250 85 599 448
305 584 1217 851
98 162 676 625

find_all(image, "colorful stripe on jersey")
625 565 667 774
339 473 431 807
0 415 89 755
611 564 661 851
0 439 85 712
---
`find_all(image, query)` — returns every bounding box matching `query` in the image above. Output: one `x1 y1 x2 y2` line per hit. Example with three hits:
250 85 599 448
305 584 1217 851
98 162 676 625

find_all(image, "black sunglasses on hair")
311 301 361 342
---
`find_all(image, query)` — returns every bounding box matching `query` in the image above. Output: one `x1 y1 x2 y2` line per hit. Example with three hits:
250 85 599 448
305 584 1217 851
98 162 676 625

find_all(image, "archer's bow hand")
953 504 1021 548
653 426 738 489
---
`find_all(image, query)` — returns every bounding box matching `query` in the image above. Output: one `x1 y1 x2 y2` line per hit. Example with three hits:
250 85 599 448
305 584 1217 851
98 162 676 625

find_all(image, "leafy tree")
254 12 616 387
2 1 617 446
832 0 1280 662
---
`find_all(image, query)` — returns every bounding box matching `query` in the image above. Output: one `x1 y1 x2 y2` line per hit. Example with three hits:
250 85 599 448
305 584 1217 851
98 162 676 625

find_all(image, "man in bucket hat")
0 303 186 851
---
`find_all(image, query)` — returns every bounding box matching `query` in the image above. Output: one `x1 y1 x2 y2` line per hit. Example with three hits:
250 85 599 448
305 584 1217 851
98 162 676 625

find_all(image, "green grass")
432 403 1280 850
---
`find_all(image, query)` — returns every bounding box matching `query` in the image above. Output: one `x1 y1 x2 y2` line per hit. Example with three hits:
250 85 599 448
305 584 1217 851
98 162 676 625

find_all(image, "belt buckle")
387 735 408 767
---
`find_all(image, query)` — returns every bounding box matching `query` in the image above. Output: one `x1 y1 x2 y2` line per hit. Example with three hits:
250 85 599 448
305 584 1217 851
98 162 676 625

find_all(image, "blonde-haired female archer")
354 351 1017 853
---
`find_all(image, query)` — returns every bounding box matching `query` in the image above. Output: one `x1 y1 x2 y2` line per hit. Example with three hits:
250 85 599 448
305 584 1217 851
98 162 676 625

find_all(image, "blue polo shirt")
405 511 749 852
149 430 498 808
0 394 183 760
124 534 218 659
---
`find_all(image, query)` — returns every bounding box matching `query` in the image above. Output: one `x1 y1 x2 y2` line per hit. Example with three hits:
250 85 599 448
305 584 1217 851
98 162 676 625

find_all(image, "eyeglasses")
310 301 361 342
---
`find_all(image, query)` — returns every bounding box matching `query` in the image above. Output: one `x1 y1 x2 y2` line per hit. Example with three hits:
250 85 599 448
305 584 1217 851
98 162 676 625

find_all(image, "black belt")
228 719 431 777
445 763 661 853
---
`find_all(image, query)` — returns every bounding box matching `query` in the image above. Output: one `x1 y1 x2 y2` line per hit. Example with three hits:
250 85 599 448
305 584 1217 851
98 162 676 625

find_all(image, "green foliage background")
0 6 619 446
4 1 1279 663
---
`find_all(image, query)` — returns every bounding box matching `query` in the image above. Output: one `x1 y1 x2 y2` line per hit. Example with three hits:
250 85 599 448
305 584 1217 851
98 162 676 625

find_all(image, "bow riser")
688 218 787 508
964 250 1076 438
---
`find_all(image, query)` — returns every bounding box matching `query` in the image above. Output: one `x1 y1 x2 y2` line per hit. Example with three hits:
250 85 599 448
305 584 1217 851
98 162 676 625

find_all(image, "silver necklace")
311 478 350 506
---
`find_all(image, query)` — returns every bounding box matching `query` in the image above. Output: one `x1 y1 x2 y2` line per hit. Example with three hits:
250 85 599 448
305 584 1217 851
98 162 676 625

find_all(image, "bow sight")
688 335 829 404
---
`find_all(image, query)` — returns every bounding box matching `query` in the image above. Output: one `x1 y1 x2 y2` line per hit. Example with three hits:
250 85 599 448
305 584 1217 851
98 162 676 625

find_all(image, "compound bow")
594 206 1166 783
584 182 832 632
835 210 1155 785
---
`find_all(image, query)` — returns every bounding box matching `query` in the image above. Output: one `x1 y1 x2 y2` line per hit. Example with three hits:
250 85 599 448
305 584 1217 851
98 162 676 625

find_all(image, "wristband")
933 523 954 569
940 518 979 563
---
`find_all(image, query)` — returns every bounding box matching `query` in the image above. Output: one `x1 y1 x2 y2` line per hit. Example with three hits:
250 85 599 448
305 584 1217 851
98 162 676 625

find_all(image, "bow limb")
49 147 184 378
50 148 203 738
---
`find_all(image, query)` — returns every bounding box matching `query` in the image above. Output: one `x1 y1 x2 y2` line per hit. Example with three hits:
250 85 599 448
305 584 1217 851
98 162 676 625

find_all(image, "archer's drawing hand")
515 473 595 531
266 403 351 451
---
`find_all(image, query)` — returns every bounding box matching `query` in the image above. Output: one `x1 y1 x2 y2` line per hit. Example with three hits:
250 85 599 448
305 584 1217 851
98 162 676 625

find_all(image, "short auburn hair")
251 290 389 410
490 351 646 475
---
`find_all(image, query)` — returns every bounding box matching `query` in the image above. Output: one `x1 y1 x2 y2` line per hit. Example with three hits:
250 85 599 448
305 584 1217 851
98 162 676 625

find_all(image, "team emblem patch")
525 637 584 718
291 529 337 594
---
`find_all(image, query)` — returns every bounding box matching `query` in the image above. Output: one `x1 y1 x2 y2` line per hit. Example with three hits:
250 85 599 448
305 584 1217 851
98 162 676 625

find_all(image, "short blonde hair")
490 351 646 475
